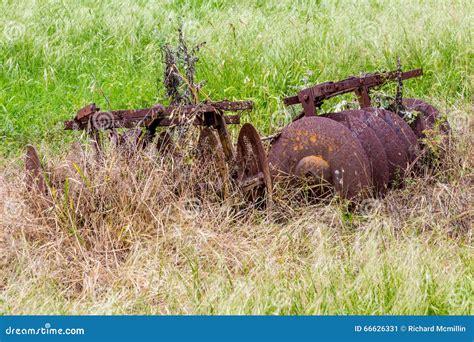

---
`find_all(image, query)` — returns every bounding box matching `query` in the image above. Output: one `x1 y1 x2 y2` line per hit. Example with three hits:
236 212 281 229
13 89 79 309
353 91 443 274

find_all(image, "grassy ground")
0 0 473 314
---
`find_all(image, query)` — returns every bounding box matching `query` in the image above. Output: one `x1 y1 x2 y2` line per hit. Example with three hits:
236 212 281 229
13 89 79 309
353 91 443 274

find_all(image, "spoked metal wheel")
236 123 273 205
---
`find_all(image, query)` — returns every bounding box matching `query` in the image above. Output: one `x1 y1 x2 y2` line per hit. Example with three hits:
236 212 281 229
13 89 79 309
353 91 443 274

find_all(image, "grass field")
0 0 473 314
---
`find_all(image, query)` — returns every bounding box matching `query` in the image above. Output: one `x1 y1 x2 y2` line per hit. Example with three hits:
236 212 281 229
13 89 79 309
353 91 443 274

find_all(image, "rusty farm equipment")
25 99 273 203
268 67 449 199
25 67 449 205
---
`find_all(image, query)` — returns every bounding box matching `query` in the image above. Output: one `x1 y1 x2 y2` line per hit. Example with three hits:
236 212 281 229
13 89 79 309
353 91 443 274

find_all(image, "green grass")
0 0 473 315
1 0 472 157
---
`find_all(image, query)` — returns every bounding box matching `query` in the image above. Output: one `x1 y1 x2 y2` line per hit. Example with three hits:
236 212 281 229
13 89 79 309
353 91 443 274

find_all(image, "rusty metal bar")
64 115 241 130
64 100 249 131
213 112 235 161
284 68 423 116
205 100 253 112
355 86 371 108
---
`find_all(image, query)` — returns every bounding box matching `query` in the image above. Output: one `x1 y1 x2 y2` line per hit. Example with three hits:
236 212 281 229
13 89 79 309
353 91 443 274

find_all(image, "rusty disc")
196 127 229 196
325 112 389 195
25 145 46 195
337 110 409 185
364 107 419 162
236 123 273 202
268 116 372 199
402 98 450 138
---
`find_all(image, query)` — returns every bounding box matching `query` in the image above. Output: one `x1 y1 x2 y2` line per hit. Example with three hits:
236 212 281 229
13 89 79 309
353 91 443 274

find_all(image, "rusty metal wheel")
236 123 273 204
325 112 389 195
268 116 372 200
337 110 409 186
402 98 450 138
195 127 229 197
364 107 419 162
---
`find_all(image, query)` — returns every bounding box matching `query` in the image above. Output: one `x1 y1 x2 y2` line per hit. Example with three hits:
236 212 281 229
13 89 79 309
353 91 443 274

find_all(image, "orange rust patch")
295 155 331 179
293 144 305 151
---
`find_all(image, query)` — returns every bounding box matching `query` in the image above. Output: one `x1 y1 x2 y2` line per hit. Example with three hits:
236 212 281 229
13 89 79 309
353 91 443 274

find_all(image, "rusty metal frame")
284 68 423 116
64 100 252 155
64 101 251 130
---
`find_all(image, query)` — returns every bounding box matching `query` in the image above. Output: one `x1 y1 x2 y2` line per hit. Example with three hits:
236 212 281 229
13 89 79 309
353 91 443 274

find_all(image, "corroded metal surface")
212 112 235 162
64 101 250 131
75 103 98 121
338 110 409 185
294 155 332 181
268 116 372 199
284 68 423 116
402 98 449 138
236 123 273 202
277 67 435 194
364 107 419 162
64 100 250 167
325 112 389 195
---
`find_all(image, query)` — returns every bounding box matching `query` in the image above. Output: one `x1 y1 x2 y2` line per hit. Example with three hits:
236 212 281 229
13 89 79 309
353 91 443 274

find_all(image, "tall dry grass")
0 106 472 314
